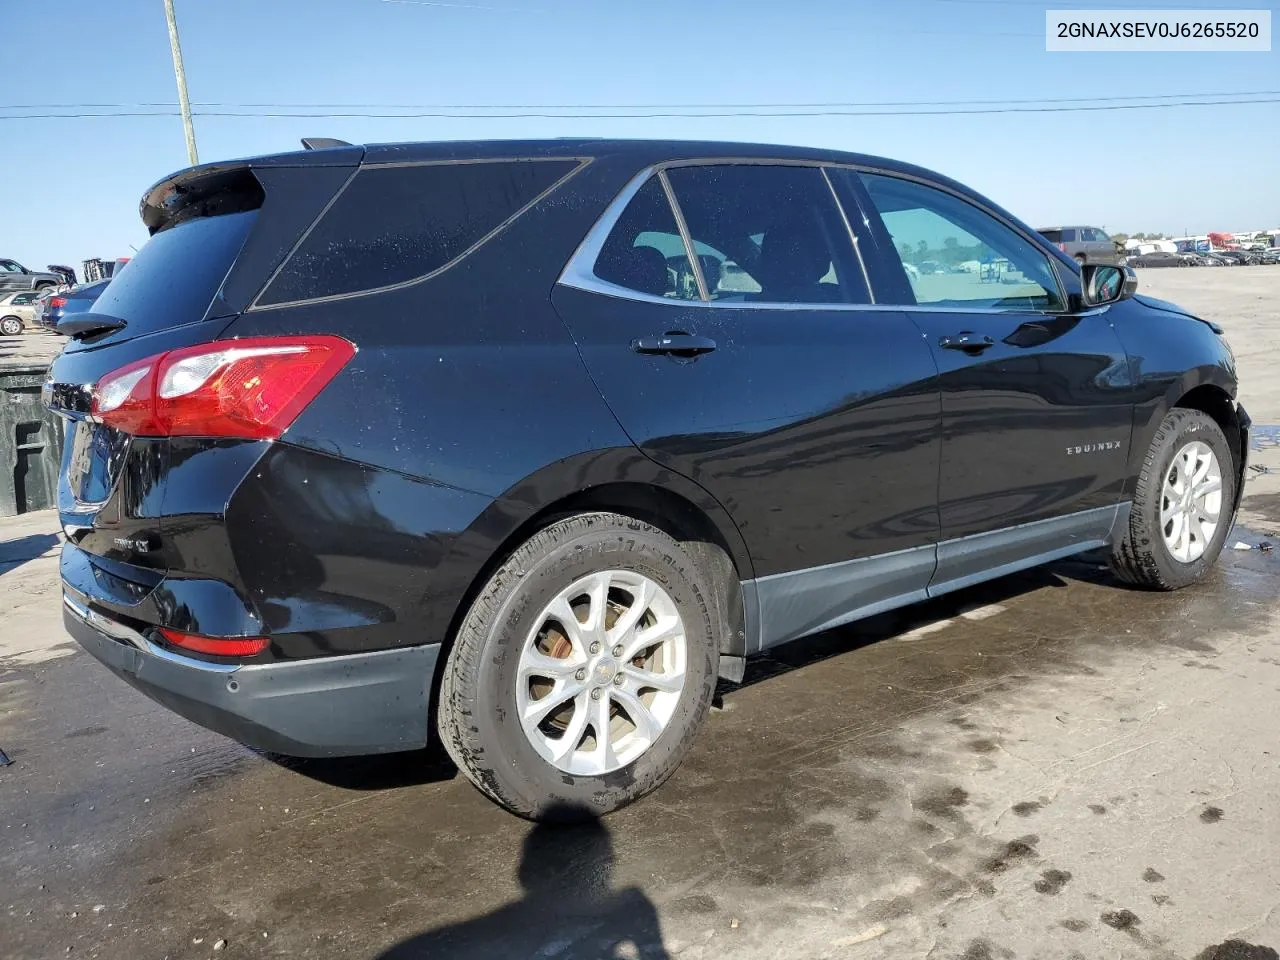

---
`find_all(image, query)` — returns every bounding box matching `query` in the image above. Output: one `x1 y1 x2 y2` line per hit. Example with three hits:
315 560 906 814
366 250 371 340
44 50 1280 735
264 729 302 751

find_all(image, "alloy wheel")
516 570 687 776
1159 440 1223 563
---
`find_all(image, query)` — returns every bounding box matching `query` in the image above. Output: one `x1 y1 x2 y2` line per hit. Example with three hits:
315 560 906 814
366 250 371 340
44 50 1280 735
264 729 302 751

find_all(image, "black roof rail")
301 137 353 150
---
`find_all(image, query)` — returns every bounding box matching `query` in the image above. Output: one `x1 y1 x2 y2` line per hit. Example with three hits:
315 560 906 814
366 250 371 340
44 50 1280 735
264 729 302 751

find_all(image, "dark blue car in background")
37 279 111 331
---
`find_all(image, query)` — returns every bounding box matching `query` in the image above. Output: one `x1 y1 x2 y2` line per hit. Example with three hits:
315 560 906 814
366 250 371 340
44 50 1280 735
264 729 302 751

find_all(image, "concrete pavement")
2 268 1278 960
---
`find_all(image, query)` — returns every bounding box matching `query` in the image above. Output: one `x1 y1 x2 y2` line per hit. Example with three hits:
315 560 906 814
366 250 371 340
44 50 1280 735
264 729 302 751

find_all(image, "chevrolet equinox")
48 139 1249 820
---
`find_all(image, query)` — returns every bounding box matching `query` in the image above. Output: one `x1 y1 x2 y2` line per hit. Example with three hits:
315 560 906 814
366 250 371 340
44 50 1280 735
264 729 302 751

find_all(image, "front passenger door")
837 170 1136 594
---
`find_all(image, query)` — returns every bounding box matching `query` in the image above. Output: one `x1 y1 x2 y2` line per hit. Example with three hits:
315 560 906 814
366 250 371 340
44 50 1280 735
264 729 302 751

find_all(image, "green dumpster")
1 363 64 517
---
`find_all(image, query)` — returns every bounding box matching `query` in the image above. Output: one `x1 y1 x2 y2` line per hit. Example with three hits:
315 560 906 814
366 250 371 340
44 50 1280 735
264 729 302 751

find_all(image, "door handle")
938 332 995 353
632 333 718 357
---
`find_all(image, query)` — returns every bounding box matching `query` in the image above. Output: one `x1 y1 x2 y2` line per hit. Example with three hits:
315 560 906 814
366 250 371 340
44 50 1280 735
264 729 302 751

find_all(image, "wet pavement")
3 268 1280 960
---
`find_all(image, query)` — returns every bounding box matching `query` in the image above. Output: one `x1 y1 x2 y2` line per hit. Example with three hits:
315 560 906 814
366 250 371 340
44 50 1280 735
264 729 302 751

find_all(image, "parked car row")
0 279 112 336
1127 248 1280 268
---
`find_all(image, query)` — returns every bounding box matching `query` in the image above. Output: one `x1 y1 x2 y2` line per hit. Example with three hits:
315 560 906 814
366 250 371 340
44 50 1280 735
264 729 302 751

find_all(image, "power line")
3 97 1278 121
5 90 1280 111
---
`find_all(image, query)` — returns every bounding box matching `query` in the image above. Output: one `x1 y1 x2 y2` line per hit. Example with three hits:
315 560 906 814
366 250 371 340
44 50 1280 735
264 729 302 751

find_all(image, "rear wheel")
0 316 22 336
438 512 720 820
1110 409 1235 589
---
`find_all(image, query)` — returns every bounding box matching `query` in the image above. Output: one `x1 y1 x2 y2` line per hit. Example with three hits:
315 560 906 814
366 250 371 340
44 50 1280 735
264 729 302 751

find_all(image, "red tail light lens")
50 296 67 308
91 335 355 439
1058 242 1067 253
158 628 269 657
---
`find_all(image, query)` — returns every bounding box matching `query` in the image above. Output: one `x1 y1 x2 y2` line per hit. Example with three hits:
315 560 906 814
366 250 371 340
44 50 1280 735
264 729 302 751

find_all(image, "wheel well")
429 483 748 736
1175 384 1242 471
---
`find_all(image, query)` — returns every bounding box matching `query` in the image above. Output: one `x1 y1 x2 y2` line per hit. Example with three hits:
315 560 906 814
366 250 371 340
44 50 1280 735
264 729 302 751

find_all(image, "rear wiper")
57 312 127 339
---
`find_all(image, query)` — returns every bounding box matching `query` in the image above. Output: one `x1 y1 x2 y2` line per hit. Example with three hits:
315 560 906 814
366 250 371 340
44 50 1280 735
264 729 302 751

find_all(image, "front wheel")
438 512 720 820
1110 409 1236 589
0 316 22 336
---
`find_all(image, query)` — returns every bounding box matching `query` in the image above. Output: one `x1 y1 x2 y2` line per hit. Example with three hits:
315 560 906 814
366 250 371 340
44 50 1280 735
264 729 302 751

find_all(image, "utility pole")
163 0 199 166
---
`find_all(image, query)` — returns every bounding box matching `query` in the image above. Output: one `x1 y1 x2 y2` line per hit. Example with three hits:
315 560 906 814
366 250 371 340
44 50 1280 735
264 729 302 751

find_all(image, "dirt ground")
1 267 1278 960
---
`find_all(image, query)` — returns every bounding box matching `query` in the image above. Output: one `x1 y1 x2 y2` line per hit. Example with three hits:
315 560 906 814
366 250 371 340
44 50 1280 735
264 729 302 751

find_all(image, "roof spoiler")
301 137 353 150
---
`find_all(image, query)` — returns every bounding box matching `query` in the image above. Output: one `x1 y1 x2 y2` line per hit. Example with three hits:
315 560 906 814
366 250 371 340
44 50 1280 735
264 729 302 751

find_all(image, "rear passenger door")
836 169 1135 594
553 162 942 650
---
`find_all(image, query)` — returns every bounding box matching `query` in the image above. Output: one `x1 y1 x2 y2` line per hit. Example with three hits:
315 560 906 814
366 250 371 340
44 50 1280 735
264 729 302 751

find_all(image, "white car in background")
0 291 42 335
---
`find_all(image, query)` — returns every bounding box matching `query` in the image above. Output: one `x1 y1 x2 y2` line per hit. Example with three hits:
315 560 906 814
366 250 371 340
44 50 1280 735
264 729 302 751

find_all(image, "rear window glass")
1039 229 1062 243
259 159 580 305
90 210 256 334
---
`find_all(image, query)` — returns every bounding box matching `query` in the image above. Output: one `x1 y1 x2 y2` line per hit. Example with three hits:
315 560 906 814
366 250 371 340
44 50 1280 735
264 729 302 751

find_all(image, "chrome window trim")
559 157 1075 317
657 169 710 301
821 167 875 303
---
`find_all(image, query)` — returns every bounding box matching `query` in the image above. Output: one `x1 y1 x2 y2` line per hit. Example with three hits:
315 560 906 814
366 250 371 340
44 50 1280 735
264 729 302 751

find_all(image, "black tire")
0 316 22 336
1110 409 1236 590
438 512 720 821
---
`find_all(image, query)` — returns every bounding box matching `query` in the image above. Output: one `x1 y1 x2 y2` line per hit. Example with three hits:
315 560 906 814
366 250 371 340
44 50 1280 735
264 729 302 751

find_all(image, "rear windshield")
89 210 257 335
258 159 580 306
70 280 111 300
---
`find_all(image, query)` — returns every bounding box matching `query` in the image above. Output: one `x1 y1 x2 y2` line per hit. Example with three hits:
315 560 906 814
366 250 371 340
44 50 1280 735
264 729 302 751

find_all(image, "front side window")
857 173 1064 312
260 159 581 305
664 164 869 305
593 177 701 301
0 261 21 273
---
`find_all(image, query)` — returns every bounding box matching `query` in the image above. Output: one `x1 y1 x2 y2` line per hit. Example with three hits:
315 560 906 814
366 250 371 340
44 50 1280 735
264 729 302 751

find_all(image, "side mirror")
1081 263 1137 307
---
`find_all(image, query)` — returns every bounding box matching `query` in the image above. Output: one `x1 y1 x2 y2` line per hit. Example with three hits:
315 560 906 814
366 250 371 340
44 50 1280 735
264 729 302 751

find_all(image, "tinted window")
261 159 579 305
665 165 868 305
1062 228 1078 242
90 210 256 334
11 293 35 304
858 173 1064 312
1039 229 1063 244
0 261 20 273
593 177 700 300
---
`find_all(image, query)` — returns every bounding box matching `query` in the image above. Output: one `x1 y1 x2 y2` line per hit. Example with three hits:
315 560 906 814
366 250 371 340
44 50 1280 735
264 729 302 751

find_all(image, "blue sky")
4 0 1277 270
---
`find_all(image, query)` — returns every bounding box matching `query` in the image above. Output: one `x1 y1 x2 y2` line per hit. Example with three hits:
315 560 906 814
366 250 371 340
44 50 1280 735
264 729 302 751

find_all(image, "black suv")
48 139 1249 820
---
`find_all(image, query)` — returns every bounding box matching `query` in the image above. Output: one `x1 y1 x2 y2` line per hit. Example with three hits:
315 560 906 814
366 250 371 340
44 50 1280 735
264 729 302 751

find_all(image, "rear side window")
664 164 869 305
90 210 257 334
1062 228 1078 242
259 159 580 306
1039 229 1062 244
593 177 701 300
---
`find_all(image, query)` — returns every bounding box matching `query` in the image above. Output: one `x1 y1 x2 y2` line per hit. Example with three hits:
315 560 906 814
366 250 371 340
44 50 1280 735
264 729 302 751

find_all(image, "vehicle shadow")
262 745 458 791
376 802 669 960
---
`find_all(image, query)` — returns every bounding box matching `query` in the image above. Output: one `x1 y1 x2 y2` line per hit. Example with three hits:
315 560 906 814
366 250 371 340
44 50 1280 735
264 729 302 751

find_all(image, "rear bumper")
63 594 437 757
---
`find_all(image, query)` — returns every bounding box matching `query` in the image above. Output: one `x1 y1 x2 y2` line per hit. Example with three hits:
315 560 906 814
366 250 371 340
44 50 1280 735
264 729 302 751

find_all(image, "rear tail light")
50 296 67 308
158 628 269 657
1057 243 1067 253
91 335 355 439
